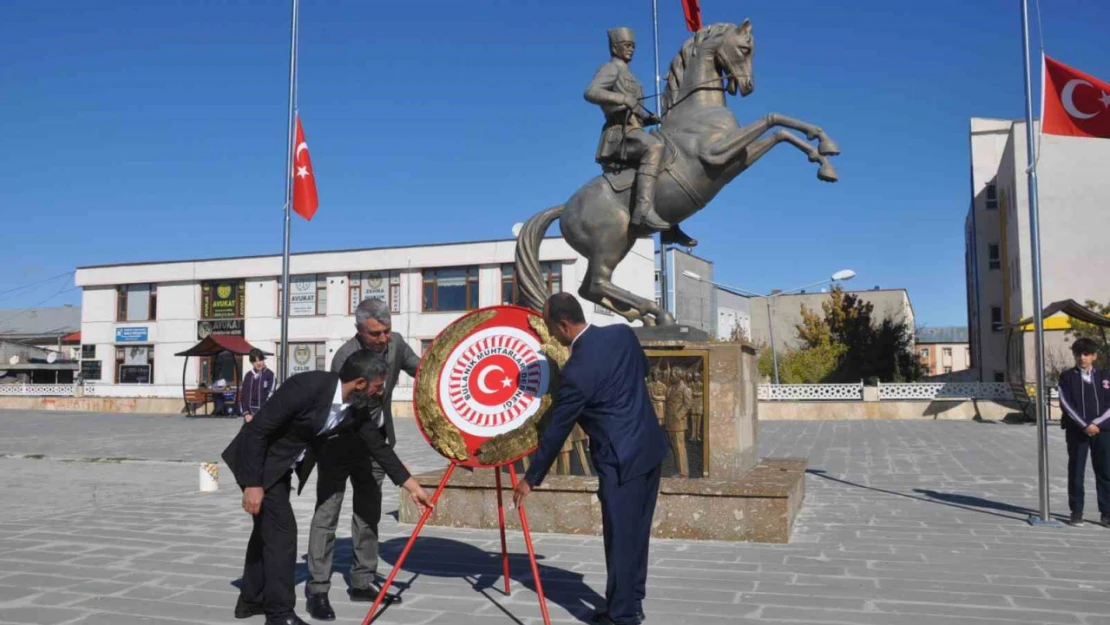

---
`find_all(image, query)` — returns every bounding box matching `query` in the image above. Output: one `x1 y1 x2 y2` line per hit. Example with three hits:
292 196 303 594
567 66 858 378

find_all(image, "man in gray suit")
304 297 420 620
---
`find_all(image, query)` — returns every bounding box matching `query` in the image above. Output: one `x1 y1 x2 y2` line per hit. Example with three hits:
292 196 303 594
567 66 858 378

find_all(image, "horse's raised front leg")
699 119 773 167
763 113 839 156
700 114 840 169
742 129 838 182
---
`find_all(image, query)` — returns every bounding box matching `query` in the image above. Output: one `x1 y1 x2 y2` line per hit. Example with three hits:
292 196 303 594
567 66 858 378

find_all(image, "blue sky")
2 0 1108 326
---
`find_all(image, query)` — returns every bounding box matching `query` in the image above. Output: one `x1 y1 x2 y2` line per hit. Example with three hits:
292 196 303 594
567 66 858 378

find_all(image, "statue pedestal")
400 340 806 543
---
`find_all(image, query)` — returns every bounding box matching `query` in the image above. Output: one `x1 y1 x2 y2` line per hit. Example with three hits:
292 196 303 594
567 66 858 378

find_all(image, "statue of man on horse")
585 27 697 248
515 20 840 326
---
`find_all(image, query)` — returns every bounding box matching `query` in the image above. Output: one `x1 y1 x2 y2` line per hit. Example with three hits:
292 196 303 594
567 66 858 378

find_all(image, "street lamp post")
682 269 856 384
766 295 780 384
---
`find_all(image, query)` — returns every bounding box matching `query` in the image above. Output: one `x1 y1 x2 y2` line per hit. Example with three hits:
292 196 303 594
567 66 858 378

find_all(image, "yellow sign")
1020 314 1073 332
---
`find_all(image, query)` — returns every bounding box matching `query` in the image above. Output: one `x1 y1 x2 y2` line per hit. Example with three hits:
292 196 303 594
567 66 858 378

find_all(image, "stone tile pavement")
0 410 1108 624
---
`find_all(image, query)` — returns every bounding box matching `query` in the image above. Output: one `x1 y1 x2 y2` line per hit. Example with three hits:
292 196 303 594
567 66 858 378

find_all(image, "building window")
501 262 562 305
349 271 400 314
988 243 1000 270
81 345 96 359
115 345 154 384
278 275 327 317
276 342 327 379
201 280 245 320
420 339 434 354
943 347 952 358
990 307 1003 333
985 183 998 210
944 366 953 374
116 284 157 322
993 371 1005 382
423 266 479 312
920 348 929 358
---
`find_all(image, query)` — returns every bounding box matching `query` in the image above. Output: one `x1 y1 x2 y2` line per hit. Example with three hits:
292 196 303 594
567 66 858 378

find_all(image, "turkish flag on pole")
292 115 319 220
681 0 702 32
1043 55 1110 139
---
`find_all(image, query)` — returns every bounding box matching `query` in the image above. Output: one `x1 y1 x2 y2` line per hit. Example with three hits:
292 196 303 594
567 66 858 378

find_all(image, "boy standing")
240 348 275 424
1057 338 1110 526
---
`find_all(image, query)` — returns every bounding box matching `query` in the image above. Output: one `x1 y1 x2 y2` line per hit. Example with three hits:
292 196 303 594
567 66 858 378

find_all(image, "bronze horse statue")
515 20 840 324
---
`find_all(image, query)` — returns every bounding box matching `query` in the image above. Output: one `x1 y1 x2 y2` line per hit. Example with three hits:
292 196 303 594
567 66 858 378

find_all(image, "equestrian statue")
515 20 840 325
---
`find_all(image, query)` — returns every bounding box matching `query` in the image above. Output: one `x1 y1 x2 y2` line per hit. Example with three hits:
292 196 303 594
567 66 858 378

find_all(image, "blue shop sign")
116 327 149 342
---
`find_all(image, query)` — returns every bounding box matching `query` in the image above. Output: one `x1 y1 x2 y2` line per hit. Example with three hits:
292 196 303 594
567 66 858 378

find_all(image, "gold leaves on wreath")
414 310 497 462
474 315 566 465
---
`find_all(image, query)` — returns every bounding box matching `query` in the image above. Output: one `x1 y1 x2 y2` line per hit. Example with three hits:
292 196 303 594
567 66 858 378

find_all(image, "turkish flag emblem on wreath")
414 306 555 468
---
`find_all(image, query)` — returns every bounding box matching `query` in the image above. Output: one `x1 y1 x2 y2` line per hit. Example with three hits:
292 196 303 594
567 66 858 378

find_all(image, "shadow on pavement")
807 469 1068 523
369 535 604 624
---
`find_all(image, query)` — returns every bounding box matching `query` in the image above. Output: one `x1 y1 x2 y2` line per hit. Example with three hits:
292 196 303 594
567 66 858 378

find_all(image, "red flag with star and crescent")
292 115 319 220
681 0 702 32
1043 55 1110 139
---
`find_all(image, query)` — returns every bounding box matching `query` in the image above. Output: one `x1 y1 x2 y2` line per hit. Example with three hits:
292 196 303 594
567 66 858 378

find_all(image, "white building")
965 117 1110 383
74 236 654 398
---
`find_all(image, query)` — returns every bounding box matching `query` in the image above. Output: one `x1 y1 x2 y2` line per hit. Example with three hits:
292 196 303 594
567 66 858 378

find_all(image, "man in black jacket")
222 350 432 625
1057 337 1110 527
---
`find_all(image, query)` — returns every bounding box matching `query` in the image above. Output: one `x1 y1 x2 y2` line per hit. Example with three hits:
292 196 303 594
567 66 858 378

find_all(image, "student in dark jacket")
1057 337 1110 527
514 293 669 625
222 350 432 625
240 348 276 423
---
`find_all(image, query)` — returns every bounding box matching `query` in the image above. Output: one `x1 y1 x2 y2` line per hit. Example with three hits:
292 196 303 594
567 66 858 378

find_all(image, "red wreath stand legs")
361 462 552 625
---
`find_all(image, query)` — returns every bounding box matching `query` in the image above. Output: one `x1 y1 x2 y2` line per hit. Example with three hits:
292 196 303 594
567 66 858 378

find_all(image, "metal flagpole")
1020 0 1059 527
279 0 299 383
651 0 670 315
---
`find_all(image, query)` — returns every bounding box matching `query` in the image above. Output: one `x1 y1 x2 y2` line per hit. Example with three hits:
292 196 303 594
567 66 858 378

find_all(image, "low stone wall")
400 458 806 543
0 396 185 414
0 396 1032 423
758 399 1029 421
0 396 416 416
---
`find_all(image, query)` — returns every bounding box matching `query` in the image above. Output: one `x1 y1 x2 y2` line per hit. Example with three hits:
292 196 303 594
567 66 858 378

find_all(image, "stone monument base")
399 341 806 543
399 458 805 543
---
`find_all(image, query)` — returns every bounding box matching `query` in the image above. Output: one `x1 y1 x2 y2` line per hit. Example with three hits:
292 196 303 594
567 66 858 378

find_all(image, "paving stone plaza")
0 410 1108 625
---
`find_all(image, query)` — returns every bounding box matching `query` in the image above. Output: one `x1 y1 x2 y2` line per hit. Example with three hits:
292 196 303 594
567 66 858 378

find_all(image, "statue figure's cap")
607 27 635 47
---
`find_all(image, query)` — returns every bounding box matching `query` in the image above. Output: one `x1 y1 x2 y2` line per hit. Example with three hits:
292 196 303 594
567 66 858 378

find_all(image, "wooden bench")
184 389 209 416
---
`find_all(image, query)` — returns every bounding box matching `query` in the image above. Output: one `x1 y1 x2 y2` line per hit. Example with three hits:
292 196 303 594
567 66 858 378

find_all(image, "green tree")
774 286 925 383
757 342 845 383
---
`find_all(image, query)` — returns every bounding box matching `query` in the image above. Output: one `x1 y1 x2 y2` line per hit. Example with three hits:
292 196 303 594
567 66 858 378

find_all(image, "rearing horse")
515 20 840 325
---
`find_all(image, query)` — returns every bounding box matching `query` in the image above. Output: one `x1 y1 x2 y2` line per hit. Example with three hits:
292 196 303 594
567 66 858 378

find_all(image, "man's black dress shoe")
305 593 335 621
234 597 265 619
593 611 644 625
348 584 402 604
263 614 310 625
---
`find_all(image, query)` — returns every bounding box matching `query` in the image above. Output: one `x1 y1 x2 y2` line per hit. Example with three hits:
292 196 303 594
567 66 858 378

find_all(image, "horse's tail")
514 204 565 312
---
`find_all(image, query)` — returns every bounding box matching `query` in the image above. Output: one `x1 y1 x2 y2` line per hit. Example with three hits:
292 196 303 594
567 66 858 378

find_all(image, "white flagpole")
279 0 299 383
651 0 671 316
1020 0 1059 527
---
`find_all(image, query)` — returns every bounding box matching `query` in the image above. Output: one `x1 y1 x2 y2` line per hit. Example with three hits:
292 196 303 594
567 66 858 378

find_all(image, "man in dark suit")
513 293 668 625
222 350 432 625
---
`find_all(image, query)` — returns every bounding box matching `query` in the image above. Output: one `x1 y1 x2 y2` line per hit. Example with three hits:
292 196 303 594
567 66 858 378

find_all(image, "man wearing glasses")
304 297 420 620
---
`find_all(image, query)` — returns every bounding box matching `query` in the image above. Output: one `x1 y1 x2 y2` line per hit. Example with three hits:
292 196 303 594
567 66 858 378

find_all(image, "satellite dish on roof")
8 356 18 366
47 352 57 364
511 222 524 238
